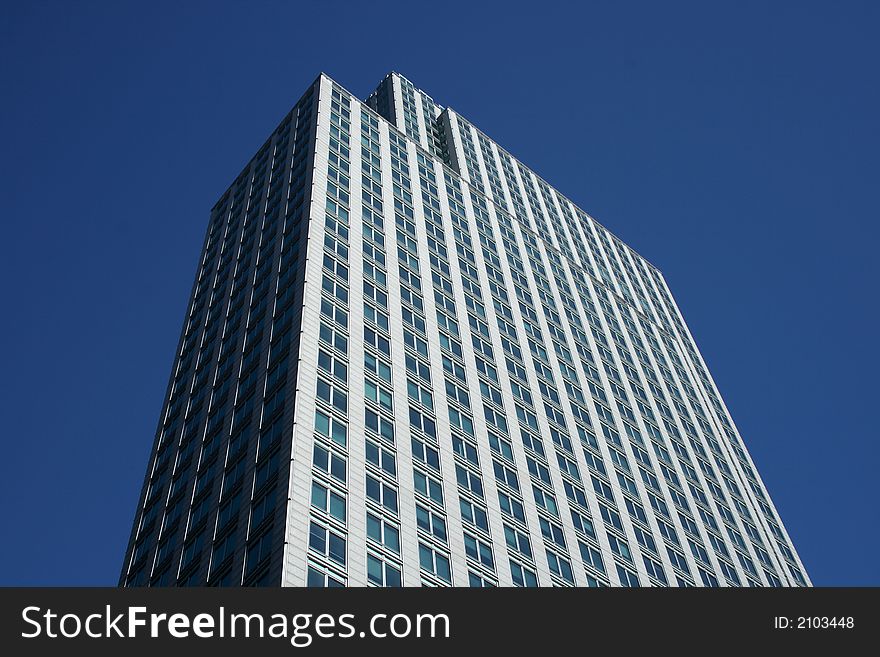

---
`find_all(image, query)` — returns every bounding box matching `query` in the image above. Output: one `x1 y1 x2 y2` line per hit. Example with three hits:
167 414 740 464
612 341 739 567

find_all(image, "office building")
120 72 809 587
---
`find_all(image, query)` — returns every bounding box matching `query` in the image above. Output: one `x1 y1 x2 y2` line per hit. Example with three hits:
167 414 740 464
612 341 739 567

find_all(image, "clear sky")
1 1 877 586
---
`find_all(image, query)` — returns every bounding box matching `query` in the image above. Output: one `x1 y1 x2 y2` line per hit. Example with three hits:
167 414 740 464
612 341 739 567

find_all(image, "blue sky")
1 1 877 585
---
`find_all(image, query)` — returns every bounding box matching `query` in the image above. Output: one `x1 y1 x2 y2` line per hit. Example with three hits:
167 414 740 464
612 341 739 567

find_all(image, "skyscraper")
120 72 809 588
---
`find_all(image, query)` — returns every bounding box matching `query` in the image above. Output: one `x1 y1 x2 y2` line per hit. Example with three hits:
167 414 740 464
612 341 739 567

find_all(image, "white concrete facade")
284 73 809 587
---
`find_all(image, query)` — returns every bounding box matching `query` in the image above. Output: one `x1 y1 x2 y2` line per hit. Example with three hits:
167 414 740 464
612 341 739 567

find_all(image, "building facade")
120 72 809 587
